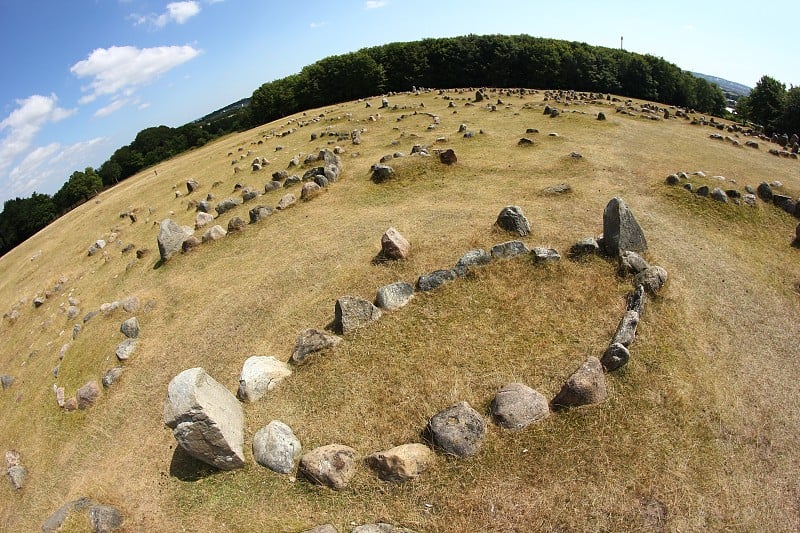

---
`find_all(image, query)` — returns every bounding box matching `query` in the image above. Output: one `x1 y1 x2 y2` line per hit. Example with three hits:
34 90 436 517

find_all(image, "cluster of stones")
40 497 122 533
158 149 343 261
370 146 457 184
161 197 665 533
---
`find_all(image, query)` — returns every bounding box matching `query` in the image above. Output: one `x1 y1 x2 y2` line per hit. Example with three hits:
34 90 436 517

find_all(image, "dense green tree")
53 167 102 211
747 75 786 133
779 86 800 136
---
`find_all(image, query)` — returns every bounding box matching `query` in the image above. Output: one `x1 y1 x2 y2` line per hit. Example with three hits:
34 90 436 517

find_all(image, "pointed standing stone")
602 197 647 256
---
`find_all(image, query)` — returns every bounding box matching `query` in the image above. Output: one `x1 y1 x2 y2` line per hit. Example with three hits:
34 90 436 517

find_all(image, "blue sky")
1 0 797 206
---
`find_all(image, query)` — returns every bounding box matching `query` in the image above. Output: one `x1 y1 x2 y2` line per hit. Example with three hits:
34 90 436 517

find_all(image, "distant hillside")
195 97 250 124
691 72 751 97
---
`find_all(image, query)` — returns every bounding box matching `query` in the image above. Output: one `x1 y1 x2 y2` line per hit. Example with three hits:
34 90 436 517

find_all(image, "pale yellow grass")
1 90 799 532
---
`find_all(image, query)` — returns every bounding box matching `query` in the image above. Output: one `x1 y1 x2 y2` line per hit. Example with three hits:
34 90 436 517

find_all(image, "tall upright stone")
157 219 194 261
163 367 245 470
602 197 647 256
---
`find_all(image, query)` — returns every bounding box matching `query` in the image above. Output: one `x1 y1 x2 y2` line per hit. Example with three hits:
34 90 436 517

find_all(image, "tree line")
1 33 734 256
735 75 800 136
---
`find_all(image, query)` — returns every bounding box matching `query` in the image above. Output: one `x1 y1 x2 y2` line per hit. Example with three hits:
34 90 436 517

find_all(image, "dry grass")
2 89 800 532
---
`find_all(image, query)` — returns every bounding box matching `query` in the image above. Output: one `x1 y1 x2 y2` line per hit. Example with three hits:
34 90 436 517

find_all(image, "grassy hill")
1 89 799 532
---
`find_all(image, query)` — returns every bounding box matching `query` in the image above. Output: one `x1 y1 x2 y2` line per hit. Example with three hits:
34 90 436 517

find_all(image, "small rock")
102 367 125 388
495 206 531 236
365 443 434 482
237 356 292 403
611 310 639 347
276 193 296 210
438 149 457 165
371 165 395 183
227 217 246 233
334 296 382 335
490 383 550 430
634 266 668 295
453 248 492 277
301 182 322 201
532 247 560 263
551 356 607 409
202 224 227 242
543 183 571 194
88 504 123 532
569 237 600 257
291 329 342 364
710 188 729 203
195 212 214 229
490 240 529 259
249 205 273 223
375 282 414 311
120 317 139 339
416 269 457 292
379 227 411 260
76 381 100 410
601 343 630 371
298 444 358 490
1 375 14 390
115 338 137 361
626 284 647 317
618 250 650 276
253 420 302 474
427 401 485 457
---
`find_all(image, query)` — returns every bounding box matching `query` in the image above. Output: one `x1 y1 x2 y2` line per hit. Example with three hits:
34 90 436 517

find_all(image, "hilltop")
1 88 799 532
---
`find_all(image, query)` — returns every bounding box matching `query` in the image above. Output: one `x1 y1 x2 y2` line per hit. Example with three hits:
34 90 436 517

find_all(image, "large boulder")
427 401 485 457
163 367 245 470
291 328 342 364
157 219 193 261
490 383 550 430
333 296 382 335
252 420 302 474
299 444 358 490
551 356 607 409
372 280 414 311
602 197 647 256
365 443 434 482
495 206 531 236
379 227 411 260
236 356 292 403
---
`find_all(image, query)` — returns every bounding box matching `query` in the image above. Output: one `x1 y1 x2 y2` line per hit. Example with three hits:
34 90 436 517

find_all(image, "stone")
291 328 342 364
276 193 296 210
543 183 571 194
611 310 639 347
163 367 245 470
227 216 246 233
495 206 531 236
249 205 273 223
634 266 668 295
157 219 194 261
88 504 123 532
532 247 561 263
711 188 729 203
416 269 457 292
56 387 65 407
597 112 606 120
551 356 607 409
371 164 394 183
236 356 292 403
195 212 214 229
517 137 534 146
379 227 411 260
665 174 680 185
72 323 82 339
121 296 139 313
33 296 46 308
602 197 647 256
187 179 200 193
7 464 26 490
365 443 434 482
120 317 139 338
351 524 415 533
298 444 358 490
1 375 13 390
490 383 550 430
67 305 80 320
334 296 382 334
375 282 414 311
301 526 338 533
64 397 78 411
742 194 757 207
601 343 630 371
490 240 529 259
76 381 100 409
626 284 647 317
696 185 709 197
301 182 322 201
196 200 211 213
115 338 137 361
774 194 795 214
202 225 227 242
427 401 485 457
102 367 125 388
757 182 773 201
253 420 302 474
264 181 281 193
215 197 242 215
453 248 492 276
182 236 201 252
618 250 650 275
438 149 457 165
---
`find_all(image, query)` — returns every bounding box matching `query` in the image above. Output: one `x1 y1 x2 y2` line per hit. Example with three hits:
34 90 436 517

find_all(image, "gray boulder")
249 205 273 223
416 269 457 292
76 381 100 410
365 443 434 483
618 250 650 275
551 356 607 409
291 328 342 364
299 444 358 490
379 227 411 260
371 165 394 183
276 193 296 210
453 248 492 276
490 383 550 430
602 197 647 256
101 367 125 388
227 217 246 233
301 182 322 201
334 296 382 335
710 188 729 203
427 401 485 457
215 197 242 215
634 266 668 295
186 179 200 193
236 356 292 403
202 224 227 242
252 420 302 474
495 206 531 236
611 310 639 347
1 375 13 390
532 247 561 263
157 219 193 261
757 182 773 201
490 240 529 259
569 237 600 257
120 317 139 339
115 338 137 361
626 284 647 317
163 367 245 470
601 343 630 371
375 282 414 311
88 504 123 532
5 451 25 490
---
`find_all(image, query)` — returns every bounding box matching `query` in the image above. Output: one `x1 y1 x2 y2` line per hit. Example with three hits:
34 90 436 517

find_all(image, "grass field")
1 89 799 532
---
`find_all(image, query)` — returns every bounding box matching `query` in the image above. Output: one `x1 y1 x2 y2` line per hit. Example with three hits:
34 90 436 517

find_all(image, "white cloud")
70 45 201 104
138 102 151 110
6 137 105 198
310 21 327 28
130 1 201 28
94 98 135 118
0 94 76 175
365 0 388 8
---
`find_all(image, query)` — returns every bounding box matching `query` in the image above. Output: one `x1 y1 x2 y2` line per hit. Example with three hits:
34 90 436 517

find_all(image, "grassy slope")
1 90 799 532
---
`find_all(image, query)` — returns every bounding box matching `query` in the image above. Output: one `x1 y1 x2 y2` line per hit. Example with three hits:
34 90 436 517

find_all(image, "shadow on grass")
169 446 221 482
